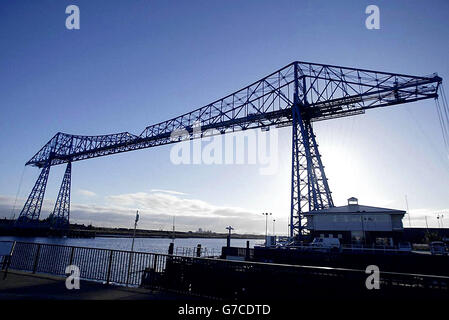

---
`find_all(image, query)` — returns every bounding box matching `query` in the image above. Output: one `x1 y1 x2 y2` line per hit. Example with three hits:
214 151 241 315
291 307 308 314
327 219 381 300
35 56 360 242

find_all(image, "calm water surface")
0 236 262 255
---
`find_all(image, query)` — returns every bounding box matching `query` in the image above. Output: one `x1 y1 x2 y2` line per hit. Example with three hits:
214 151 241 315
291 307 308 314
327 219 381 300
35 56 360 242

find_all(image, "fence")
221 246 254 259
174 246 219 258
155 255 449 299
2 240 449 299
4 241 166 286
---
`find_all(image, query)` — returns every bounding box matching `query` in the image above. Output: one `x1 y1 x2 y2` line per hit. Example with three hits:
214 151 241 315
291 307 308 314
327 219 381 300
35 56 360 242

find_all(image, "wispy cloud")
0 192 266 234
75 190 265 232
106 191 256 219
78 189 97 197
150 189 187 196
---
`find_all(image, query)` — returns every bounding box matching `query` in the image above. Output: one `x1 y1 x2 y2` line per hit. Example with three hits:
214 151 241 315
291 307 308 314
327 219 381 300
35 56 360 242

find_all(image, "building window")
351 231 364 243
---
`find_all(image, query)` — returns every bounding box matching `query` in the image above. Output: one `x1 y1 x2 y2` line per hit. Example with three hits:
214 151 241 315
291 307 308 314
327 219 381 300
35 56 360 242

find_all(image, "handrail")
2 240 448 298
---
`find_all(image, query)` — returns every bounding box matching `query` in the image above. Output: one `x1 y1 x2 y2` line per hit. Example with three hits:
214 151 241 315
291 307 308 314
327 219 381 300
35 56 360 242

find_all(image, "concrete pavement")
0 270 193 300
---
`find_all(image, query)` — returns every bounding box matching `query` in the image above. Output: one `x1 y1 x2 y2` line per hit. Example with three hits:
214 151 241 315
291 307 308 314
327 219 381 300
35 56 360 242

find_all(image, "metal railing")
4 241 167 286
221 246 254 259
260 244 413 255
3 240 449 299
152 252 449 299
174 246 219 258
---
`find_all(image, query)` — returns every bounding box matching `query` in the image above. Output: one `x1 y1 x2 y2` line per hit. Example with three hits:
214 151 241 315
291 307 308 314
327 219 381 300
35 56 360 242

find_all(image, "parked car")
398 242 412 252
311 238 341 250
430 241 447 255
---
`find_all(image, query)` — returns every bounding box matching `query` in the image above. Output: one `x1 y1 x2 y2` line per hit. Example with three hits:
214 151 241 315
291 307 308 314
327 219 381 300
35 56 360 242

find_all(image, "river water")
0 236 262 256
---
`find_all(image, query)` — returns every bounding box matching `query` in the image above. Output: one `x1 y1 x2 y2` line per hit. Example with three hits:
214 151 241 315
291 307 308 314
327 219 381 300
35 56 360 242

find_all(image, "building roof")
303 204 406 215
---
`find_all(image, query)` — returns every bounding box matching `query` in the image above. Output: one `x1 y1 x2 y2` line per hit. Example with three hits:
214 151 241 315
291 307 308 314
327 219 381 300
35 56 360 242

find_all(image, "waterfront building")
304 197 405 246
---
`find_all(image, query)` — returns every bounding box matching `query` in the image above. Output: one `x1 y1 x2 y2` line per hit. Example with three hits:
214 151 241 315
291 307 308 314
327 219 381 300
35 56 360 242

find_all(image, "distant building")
304 197 405 246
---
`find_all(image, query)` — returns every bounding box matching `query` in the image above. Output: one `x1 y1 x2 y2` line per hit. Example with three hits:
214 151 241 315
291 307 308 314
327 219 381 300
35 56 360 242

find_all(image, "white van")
311 237 341 250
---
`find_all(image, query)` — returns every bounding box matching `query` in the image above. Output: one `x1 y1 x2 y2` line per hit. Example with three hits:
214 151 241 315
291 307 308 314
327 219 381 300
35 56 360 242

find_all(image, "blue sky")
1 0 448 233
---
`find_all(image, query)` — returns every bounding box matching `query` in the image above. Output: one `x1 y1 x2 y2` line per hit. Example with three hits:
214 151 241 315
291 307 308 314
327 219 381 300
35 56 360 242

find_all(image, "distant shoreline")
92 229 264 239
0 219 265 239
94 234 263 240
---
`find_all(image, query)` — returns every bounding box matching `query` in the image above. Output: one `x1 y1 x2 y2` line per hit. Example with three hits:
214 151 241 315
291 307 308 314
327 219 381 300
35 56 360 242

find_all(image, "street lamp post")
262 212 272 246
127 210 139 286
131 210 139 252
272 219 276 236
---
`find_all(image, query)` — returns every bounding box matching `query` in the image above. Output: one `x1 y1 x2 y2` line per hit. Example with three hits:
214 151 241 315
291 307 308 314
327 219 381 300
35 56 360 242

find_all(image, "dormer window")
348 197 358 206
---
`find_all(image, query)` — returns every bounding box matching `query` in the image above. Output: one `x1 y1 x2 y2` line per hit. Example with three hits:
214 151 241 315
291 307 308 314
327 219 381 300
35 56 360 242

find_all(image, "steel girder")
25 61 441 168
48 162 72 227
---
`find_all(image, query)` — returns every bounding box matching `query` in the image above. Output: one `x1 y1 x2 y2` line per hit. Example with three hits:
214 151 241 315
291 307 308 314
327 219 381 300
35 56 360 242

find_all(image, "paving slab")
0 270 194 300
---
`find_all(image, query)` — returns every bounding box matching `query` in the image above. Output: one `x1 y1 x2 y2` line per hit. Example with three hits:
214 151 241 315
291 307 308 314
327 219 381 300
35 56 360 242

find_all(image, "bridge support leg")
290 105 306 238
16 164 51 226
49 162 71 228
290 112 334 238
290 64 333 238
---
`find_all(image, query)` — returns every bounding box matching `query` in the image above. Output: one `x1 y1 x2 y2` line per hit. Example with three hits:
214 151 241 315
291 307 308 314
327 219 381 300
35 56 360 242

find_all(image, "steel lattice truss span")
18 61 442 236
27 61 441 168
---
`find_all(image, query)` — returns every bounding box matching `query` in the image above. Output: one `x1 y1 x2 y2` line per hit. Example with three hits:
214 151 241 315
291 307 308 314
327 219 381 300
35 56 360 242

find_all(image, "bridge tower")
16 163 51 226
290 62 334 237
48 162 72 228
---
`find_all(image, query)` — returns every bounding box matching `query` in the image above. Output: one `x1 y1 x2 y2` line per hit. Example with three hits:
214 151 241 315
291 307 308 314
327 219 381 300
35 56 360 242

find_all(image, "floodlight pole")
262 212 272 245
131 210 139 253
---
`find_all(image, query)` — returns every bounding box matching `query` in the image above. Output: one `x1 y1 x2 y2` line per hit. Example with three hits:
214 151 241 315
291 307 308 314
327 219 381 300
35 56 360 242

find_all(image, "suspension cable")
10 166 27 220
436 86 449 155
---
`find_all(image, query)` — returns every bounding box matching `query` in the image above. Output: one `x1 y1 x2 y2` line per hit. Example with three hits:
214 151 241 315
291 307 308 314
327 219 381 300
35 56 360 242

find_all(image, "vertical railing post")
2 241 16 280
151 254 159 287
69 246 75 265
32 244 41 274
9 241 17 256
106 250 113 284
126 251 134 287
9 241 16 267
153 254 158 272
